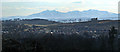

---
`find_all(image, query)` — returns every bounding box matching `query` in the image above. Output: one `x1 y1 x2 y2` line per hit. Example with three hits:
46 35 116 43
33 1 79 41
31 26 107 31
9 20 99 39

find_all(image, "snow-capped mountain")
1 9 118 20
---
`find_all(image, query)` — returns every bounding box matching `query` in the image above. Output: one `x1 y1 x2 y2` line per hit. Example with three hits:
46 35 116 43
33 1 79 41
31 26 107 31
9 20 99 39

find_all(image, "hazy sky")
2 0 120 17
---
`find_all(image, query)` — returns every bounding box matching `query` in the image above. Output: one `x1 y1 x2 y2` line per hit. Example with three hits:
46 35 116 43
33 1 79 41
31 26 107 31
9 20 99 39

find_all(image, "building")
91 18 98 21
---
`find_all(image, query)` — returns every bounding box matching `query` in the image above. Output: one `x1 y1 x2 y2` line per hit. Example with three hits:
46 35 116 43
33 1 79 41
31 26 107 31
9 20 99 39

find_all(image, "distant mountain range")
1 9 118 21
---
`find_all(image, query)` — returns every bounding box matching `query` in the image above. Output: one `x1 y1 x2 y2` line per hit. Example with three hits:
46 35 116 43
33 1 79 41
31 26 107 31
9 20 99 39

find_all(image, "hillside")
3 19 59 25
2 19 120 51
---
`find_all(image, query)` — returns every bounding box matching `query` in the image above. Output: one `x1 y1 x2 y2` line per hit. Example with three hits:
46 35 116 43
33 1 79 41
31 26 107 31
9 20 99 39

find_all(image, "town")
2 18 120 52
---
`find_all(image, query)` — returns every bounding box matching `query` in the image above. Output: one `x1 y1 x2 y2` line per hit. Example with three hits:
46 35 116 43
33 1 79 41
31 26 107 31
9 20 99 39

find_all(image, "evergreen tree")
108 26 117 50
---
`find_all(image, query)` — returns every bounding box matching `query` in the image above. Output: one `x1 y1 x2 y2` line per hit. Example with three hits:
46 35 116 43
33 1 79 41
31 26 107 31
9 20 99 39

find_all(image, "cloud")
15 7 43 10
2 0 84 3
2 0 73 3
72 1 82 3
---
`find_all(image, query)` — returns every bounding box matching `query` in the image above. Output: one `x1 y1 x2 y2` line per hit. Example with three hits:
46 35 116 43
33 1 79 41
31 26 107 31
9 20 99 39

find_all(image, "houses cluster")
3 17 117 39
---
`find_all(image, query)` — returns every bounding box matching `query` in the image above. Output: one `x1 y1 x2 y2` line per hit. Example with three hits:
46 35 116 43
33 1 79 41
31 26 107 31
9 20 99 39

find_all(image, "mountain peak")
67 10 81 13
42 10 57 12
83 9 99 12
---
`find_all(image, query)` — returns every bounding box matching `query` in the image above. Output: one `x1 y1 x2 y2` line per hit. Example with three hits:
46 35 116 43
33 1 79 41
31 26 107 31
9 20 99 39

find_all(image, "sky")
1 0 120 17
